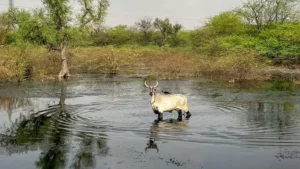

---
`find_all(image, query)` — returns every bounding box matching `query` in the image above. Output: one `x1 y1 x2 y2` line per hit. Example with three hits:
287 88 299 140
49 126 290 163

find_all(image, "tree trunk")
58 44 70 78
160 35 167 50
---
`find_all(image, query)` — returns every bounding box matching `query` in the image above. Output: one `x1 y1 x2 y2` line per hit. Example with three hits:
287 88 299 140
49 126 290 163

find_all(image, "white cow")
145 81 191 121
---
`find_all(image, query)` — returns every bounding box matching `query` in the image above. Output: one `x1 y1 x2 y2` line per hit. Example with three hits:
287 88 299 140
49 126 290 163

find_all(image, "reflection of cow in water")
145 138 159 152
145 119 189 153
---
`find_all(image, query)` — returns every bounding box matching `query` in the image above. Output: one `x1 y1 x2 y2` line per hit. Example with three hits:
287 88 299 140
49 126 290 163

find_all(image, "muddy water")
0 75 300 169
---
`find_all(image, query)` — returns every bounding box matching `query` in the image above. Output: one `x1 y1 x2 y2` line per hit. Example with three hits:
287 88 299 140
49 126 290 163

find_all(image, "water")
0 74 300 169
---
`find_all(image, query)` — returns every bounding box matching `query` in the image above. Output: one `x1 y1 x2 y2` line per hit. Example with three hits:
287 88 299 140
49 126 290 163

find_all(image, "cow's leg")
177 110 183 121
186 111 191 119
158 112 163 121
153 109 162 121
153 109 159 115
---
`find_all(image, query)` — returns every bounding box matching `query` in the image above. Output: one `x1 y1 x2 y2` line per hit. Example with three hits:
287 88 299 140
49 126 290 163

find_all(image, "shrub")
213 50 266 80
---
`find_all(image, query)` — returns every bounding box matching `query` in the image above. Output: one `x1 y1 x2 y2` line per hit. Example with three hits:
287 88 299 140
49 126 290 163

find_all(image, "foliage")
218 35 257 50
213 49 265 80
93 25 133 46
4 9 56 45
256 23 300 62
0 12 12 45
208 11 247 36
42 0 70 45
67 27 94 47
190 12 248 56
190 27 221 56
237 0 300 31
153 18 172 48
169 30 192 48
0 46 57 82
170 23 183 47
135 18 153 45
78 0 109 28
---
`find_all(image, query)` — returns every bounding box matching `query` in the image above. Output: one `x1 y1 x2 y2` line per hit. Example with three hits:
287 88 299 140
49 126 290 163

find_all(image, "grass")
206 50 269 81
0 45 289 83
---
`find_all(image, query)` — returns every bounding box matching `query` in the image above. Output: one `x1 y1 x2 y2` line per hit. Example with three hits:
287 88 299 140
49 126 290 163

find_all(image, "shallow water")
0 75 300 169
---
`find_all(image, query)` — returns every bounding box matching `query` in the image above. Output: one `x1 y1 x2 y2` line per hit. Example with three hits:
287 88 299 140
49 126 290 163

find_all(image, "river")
0 74 300 169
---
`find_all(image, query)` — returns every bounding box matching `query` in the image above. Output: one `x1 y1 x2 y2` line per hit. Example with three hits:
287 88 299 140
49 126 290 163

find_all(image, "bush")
208 11 247 36
190 27 223 56
0 12 11 45
0 46 55 82
256 23 300 63
93 25 134 46
218 35 257 50
5 9 56 46
67 27 94 47
213 50 266 80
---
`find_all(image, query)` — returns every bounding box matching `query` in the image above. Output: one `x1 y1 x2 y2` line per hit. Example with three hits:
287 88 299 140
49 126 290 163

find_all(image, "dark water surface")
0 75 300 169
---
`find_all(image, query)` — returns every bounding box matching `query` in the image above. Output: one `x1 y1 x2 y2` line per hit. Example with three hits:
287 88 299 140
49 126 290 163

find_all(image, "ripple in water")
2 78 300 149
26 99 300 148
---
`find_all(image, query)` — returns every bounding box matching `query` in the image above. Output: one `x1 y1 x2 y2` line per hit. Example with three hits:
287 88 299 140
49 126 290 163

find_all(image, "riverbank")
0 46 299 83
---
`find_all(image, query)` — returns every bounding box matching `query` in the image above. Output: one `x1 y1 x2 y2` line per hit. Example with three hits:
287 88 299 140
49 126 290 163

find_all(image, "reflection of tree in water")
0 97 32 121
71 134 109 169
246 101 299 132
0 97 32 111
0 80 109 169
35 127 67 169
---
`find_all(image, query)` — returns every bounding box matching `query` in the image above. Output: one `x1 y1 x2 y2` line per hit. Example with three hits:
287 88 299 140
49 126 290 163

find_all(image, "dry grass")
69 47 139 74
0 46 60 82
0 46 272 82
198 50 269 81
142 51 200 79
69 47 201 79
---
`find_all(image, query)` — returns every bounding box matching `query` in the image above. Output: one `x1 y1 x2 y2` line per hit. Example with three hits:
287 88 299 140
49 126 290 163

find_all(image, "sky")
0 0 243 29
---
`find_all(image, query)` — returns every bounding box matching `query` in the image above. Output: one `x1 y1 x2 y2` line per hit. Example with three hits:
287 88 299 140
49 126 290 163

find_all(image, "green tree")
170 23 183 47
106 25 131 46
208 12 246 36
42 0 72 78
67 27 94 47
42 0 109 78
0 12 13 44
237 0 300 32
190 12 246 55
95 25 131 46
176 30 192 47
78 0 109 28
256 23 300 62
153 18 172 49
190 27 223 55
135 18 153 45
6 9 55 45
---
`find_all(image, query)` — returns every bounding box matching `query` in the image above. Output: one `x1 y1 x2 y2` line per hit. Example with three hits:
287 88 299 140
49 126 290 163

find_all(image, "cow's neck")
151 93 159 104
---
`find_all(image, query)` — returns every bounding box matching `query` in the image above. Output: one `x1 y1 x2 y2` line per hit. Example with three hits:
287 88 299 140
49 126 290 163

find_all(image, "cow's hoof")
186 111 191 119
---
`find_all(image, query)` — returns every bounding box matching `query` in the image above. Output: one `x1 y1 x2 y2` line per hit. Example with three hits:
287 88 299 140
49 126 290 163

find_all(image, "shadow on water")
0 80 109 169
